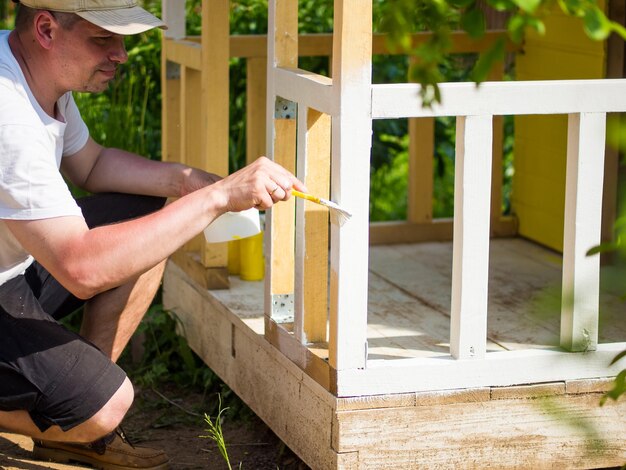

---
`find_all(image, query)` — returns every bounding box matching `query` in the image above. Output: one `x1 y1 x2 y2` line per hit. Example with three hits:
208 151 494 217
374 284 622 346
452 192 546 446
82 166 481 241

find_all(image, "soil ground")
0 384 310 470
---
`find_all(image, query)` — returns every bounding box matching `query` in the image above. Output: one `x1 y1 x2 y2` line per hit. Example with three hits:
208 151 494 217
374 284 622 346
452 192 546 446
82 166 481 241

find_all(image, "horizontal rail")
274 67 336 115
164 30 518 66
334 343 626 396
372 79 626 118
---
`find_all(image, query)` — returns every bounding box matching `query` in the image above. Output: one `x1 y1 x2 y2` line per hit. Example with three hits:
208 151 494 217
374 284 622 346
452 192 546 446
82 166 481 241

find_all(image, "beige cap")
18 0 167 35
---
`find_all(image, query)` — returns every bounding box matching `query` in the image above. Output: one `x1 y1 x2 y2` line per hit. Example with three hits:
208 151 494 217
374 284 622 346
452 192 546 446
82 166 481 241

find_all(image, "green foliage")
375 0 626 106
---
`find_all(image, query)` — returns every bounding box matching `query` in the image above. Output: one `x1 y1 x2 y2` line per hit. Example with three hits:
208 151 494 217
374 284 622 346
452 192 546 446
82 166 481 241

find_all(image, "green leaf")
610 349 626 366
507 14 526 43
512 0 541 13
583 6 612 41
470 37 506 83
586 240 621 256
461 8 486 38
488 0 516 11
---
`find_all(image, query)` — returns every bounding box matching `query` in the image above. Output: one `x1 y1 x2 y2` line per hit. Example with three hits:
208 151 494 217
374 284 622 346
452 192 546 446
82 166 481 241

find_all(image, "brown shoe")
32 427 169 470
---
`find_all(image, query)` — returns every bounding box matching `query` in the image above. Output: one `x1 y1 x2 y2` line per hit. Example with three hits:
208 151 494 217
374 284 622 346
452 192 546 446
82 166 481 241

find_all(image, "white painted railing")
267 15 626 393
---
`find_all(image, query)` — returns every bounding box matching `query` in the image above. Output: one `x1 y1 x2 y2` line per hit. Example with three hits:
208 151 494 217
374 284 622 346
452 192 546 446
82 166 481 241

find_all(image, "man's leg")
0 377 134 443
80 259 167 362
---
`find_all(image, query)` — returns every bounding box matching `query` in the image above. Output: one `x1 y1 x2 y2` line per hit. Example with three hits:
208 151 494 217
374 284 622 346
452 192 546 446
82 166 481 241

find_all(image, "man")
0 1 303 469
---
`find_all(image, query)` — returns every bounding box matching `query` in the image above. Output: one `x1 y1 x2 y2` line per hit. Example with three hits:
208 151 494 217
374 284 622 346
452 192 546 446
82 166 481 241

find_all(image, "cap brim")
76 6 167 35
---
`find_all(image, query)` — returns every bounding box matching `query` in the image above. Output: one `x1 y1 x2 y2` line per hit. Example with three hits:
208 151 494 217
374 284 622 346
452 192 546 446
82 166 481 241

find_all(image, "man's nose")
110 39 128 64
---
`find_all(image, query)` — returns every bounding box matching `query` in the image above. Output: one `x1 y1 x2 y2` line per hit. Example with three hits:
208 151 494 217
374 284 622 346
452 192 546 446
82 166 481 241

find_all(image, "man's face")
53 17 129 93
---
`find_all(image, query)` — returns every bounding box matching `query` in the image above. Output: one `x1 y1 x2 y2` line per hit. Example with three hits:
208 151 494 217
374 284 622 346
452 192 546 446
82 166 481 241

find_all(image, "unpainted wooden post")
199 0 230 270
246 57 267 165
450 115 493 360
488 63 505 230
328 0 372 371
408 118 434 223
295 107 331 344
561 112 606 352
265 0 298 325
161 0 185 164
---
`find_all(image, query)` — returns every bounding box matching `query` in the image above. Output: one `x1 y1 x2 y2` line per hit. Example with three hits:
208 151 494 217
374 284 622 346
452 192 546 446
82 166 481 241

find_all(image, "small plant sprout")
201 395 241 470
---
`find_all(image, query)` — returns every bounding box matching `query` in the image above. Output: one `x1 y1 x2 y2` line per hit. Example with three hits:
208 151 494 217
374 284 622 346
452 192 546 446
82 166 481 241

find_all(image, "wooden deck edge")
332 391 626 468
169 250 230 290
163 261 345 469
163 261 626 469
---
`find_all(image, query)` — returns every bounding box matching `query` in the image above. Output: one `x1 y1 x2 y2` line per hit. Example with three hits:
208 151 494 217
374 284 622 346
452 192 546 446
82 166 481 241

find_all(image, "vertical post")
295 107 331 344
328 0 372 371
200 0 230 269
265 0 298 325
450 115 493 360
161 0 185 164
246 57 267 165
561 113 606 352
408 118 434 223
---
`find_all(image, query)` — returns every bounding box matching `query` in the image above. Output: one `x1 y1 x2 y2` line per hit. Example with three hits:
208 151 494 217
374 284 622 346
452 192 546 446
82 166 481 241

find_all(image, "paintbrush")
291 190 352 226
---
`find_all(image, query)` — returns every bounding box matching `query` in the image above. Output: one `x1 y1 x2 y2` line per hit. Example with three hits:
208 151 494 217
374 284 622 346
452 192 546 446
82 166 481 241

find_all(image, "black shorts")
0 193 166 432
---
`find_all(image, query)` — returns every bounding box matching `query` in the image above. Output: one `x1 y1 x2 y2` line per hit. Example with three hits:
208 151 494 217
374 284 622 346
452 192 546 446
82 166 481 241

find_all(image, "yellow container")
239 231 264 281
227 239 241 275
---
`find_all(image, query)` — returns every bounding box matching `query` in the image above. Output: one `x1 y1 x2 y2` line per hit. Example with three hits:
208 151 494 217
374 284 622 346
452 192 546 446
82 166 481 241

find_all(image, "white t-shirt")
0 30 89 285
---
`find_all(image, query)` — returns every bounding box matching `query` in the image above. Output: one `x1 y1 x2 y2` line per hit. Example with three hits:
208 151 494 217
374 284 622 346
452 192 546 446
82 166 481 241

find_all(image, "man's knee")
78 378 134 442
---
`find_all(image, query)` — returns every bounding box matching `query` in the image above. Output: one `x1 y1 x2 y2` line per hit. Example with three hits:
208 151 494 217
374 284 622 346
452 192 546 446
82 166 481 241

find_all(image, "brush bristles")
321 200 352 227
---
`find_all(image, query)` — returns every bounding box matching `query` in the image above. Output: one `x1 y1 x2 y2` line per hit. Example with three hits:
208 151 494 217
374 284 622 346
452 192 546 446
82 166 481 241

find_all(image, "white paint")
372 80 626 118
275 67 337 116
162 0 186 40
450 115 493 359
561 113 607 352
294 104 308 344
336 343 626 396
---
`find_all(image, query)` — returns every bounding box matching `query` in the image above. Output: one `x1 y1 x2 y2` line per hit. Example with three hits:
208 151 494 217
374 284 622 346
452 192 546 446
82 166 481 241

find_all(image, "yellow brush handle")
291 189 321 205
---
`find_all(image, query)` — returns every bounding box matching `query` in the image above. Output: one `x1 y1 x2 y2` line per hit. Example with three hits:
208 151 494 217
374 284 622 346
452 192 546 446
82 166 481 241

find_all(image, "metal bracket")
271 293 294 323
165 61 180 80
274 97 296 119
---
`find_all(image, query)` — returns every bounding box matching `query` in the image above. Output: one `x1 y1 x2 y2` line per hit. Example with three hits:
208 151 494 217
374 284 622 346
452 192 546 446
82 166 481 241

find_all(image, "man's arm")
61 137 221 198
7 157 303 299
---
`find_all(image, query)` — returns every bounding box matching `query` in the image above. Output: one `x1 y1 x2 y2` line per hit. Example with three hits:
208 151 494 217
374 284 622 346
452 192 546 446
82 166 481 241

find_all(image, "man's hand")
208 156 306 213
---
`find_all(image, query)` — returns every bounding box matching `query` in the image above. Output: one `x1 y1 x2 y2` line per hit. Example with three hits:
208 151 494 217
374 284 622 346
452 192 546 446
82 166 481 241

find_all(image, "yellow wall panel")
513 4 606 252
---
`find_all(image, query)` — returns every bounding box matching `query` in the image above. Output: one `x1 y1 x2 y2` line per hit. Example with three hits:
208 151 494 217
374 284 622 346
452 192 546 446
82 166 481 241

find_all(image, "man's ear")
33 11 58 49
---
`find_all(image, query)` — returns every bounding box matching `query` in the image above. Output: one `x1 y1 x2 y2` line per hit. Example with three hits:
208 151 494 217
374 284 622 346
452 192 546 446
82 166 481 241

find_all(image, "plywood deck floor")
211 237 626 361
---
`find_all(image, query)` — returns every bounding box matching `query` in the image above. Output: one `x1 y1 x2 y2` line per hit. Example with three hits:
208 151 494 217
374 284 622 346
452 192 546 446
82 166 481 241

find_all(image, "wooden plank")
162 262 342 469
327 0 372 372
228 30 518 60
265 317 331 391
163 39 201 70
407 117 434 223
265 0 298 323
267 119 296 298
337 344 626 396
295 108 331 344
371 79 626 119
561 113 606 351
490 382 565 399
274 67 337 116
169 251 229 289
180 67 203 254
450 115 493 359
333 392 626 468
200 0 229 269
245 57 267 165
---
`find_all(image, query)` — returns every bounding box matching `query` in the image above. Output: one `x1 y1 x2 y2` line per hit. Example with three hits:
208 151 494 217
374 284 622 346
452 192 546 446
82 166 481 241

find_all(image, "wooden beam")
246 57 267 165
295 108 331 344
561 113 606 351
372 79 626 119
200 0 229 269
328 0 372 371
450 115 493 360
